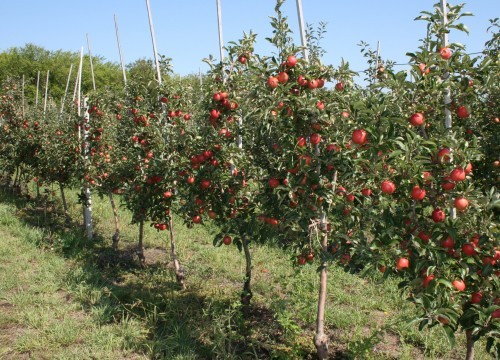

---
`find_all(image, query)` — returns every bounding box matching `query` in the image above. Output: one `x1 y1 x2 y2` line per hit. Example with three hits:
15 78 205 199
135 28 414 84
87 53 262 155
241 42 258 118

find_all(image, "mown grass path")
0 191 491 359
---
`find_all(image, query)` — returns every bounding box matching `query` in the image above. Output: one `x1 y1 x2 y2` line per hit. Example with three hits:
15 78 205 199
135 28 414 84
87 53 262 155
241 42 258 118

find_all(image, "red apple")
432 208 446 223
439 47 452 60
396 257 409 271
462 243 476 256
267 76 279 89
450 167 466 182
410 112 425 126
352 129 368 145
411 185 426 200
381 180 396 194
454 196 469 211
456 106 469 119
222 236 232 245
310 133 321 145
452 279 466 292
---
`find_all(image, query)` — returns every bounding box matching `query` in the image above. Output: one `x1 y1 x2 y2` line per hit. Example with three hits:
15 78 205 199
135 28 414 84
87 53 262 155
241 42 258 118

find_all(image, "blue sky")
0 1 498 78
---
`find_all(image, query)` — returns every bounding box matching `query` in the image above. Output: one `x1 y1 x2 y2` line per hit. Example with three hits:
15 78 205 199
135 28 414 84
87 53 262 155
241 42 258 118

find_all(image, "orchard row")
0 2 498 359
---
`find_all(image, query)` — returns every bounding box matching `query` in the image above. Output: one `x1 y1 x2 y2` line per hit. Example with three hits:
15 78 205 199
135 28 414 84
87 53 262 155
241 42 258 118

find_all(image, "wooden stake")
114 14 127 86
216 0 225 67
21 75 25 118
145 0 162 84
86 33 96 91
295 0 309 61
43 70 50 114
61 64 73 114
77 47 83 116
35 71 40 108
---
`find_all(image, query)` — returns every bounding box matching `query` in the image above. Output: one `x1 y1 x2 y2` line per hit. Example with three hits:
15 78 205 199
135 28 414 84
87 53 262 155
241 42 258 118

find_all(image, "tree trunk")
241 235 253 309
465 329 475 360
314 221 329 359
168 216 185 289
59 182 71 224
108 192 120 250
12 166 20 192
137 219 145 265
314 170 336 359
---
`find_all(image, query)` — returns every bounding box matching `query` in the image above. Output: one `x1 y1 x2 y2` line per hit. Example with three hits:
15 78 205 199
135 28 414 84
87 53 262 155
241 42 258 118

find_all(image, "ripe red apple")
297 136 307 148
192 215 202 224
310 133 321 145
186 176 195 185
441 177 455 191
410 112 425 126
454 196 469 211
207 210 217 219
381 180 396 194
432 208 446 223
352 129 368 145
492 309 500 319
297 255 307 265
297 75 308 87
418 63 430 75
268 178 280 189
462 243 476 256
158 223 167 231
267 76 279 89
441 236 455 249
286 55 297 68
396 257 409 271
423 274 435 288
471 292 483 304
316 101 325 110
437 148 451 163
163 191 173 199
200 179 211 190
456 106 469 119
450 167 466 182
277 71 289 84
411 185 426 201
238 55 247 64
418 231 430 243
308 79 319 89
452 279 466 292
223 235 232 245
361 188 372 197
464 163 473 174
335 82 344 91
439 47 452 60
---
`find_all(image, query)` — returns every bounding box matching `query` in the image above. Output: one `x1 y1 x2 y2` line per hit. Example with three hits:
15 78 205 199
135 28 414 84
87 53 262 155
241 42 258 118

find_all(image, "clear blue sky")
0 1 498 78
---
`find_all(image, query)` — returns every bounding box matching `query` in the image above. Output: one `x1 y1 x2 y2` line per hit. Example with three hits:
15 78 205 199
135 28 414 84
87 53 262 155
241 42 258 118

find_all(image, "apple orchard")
0 1 498 359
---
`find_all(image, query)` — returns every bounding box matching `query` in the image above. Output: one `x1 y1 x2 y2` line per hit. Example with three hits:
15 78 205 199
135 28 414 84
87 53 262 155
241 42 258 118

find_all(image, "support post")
145 0 162 84
86 33 96 91
114 14 127 86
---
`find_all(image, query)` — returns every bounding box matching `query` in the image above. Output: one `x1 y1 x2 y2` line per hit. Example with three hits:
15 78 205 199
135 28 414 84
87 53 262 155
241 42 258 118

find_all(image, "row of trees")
0 1 498 359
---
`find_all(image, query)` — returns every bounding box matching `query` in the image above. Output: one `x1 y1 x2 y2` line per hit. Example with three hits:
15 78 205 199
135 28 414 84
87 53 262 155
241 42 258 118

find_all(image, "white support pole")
77 47 84 113
35 71 40 108
86 33 96 91
21 75 25 118
43 70 50 114
441 0 452 130
114 14 127 86
145 0 162 85
61 64 73 114
374 41 381 83
440 0 456 221
295 0 309 61
216 0 225 68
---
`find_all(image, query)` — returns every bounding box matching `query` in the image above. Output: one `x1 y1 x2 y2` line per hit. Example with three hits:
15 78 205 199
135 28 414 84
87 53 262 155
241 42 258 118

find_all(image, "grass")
0 184 494 359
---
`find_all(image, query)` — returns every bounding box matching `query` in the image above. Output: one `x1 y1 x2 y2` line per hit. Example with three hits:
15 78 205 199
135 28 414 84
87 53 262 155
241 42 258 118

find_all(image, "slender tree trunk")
12 166 20 192
137 219 145 265
241 235 253 309
314 228 329 359
59 182 71 224
168 216 185 289
465 329 475 360
315 170 336 359
108 192 120 250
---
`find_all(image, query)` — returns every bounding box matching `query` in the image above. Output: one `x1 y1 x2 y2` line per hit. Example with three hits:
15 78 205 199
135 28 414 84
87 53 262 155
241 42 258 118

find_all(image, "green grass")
0 185 494 359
